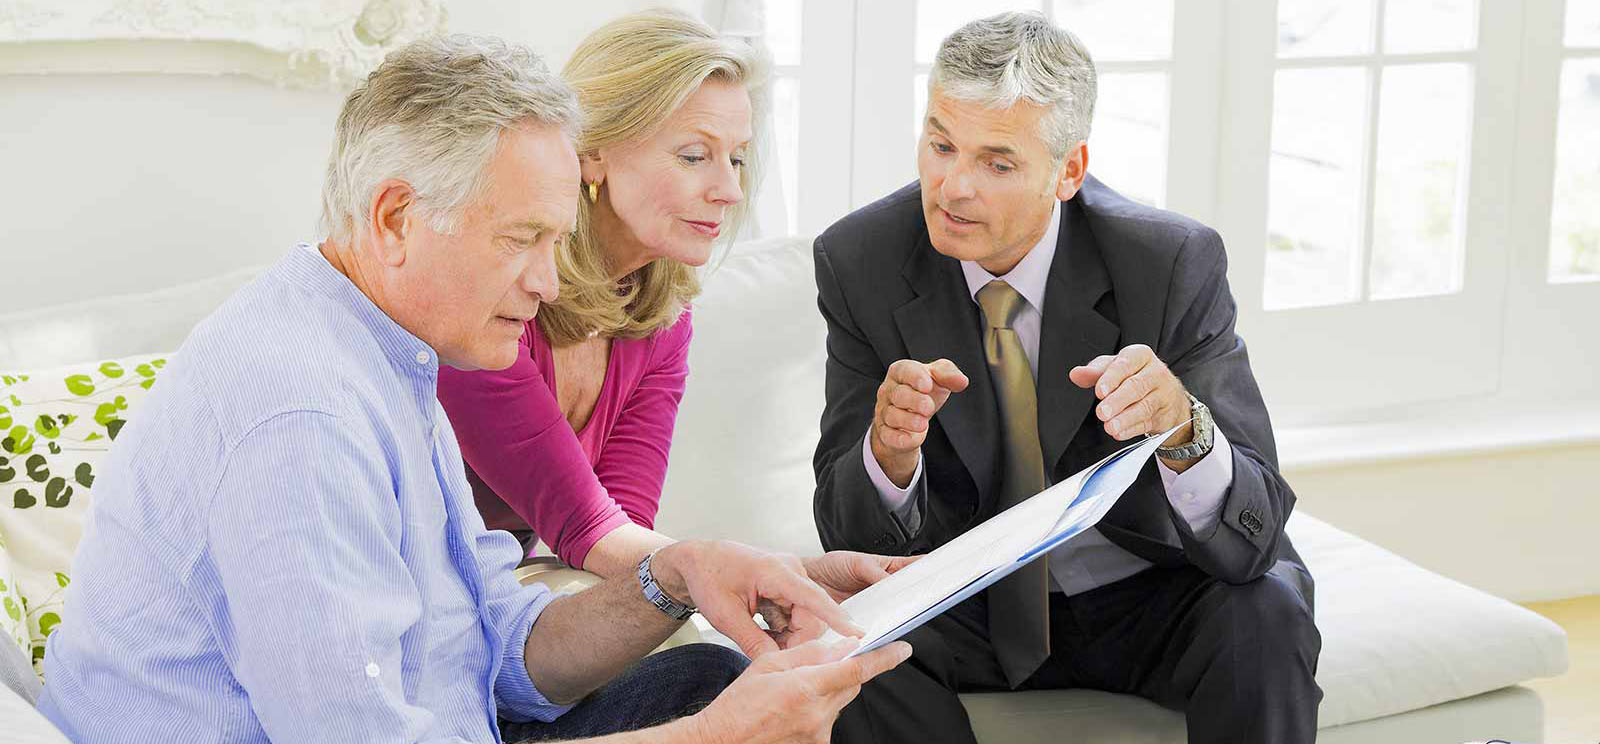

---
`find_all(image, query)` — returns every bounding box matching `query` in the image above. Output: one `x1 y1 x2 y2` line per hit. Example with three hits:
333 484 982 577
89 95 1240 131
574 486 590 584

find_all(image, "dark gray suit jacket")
812 176 1308 594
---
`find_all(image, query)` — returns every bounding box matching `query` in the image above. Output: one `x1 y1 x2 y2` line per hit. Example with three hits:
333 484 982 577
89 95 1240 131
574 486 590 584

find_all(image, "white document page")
828 425 1182 654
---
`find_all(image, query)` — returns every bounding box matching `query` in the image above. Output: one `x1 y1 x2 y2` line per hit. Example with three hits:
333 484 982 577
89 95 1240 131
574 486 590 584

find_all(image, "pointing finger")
926 359 969 393
1069 354 1116 389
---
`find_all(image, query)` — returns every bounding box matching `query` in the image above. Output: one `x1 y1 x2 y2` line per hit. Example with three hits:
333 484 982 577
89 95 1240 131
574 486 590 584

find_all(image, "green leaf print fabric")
0 353 169 679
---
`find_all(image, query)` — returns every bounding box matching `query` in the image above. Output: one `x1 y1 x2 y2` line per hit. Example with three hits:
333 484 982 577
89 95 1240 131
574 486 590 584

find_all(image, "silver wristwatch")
1156 393 1215 461
638 549 696 621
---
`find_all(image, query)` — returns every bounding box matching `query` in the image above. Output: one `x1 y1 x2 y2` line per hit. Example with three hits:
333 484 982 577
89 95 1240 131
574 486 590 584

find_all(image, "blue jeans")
501 643 748 742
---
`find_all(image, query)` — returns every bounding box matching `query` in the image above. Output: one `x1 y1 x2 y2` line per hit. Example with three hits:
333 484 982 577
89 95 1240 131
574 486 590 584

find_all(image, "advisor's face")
917 90 1065 274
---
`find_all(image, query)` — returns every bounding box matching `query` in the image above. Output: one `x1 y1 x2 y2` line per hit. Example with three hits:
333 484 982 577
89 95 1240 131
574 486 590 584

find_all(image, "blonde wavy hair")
538 8 769 347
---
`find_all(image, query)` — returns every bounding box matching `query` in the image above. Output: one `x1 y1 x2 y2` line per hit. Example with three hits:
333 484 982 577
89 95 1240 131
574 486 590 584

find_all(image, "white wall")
0 0 697 316
0 73 339 314
446 0 701 70
1285 444 1600 603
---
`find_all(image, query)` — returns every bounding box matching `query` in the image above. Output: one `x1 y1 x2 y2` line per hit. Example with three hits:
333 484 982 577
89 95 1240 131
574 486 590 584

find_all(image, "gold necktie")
976 279 1050 687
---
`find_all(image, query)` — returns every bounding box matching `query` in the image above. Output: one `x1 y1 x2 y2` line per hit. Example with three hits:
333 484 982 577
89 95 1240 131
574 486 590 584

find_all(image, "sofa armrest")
0 683 69 743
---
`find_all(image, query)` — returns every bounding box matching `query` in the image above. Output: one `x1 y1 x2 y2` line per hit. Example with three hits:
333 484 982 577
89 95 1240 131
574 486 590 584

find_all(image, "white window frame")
1211 0 1525 424
780 0 1600 426
1497 0 1600 411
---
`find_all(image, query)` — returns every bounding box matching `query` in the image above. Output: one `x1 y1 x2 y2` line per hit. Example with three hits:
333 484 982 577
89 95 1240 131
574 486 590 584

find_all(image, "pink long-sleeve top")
436 310 692 568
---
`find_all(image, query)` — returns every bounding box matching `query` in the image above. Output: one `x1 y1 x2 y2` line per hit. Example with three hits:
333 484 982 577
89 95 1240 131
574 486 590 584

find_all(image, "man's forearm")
523 554 688 705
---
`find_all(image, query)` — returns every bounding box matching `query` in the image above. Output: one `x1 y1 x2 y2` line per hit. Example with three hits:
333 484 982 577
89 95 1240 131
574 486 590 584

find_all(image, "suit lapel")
1037 198 1121 477
894 231 1001 511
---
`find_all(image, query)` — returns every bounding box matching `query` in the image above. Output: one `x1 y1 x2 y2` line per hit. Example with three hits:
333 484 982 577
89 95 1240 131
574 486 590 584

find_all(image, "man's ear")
1055 142 1089 202
367 178 416 268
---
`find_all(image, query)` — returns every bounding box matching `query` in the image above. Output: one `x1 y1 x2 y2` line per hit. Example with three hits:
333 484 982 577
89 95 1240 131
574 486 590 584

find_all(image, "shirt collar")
959 199 1062 313
281 244 440 379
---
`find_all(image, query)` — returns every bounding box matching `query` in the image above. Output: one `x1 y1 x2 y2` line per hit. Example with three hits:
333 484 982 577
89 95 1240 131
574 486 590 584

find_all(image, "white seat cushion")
954 511 1568 737
1289 511 1566 726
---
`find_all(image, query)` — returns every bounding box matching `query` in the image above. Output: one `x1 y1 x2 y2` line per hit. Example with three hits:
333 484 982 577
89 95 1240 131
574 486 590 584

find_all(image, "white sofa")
0 237 1570 742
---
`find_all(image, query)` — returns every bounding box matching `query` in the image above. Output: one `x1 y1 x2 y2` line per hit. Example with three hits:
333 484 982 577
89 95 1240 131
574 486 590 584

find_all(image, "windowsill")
1277 397 1600 472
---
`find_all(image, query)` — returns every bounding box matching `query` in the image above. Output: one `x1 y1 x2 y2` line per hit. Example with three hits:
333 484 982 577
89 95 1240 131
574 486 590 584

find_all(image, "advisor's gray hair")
929 11 1097 160
319 35 582 243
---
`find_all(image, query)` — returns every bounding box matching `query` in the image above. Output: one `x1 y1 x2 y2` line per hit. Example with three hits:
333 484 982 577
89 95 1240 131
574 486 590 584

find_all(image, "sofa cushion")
0 678 69 743
0 625 41 706
0 353 169 677
1290 511 1567 727
959 512 1569 736
0 264 262 370
657 236 827 557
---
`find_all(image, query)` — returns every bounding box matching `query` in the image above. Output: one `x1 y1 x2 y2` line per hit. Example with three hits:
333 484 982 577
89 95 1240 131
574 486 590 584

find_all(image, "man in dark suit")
813 12 1321 744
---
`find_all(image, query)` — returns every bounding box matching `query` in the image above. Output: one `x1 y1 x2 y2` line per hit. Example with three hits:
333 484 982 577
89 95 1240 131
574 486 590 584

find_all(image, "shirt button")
414 351 430 365
1182 492 1196 503
365 662 380 678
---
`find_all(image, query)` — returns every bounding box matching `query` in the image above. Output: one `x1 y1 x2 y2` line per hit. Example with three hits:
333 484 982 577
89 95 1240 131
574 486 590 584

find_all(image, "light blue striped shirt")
39 245 571 743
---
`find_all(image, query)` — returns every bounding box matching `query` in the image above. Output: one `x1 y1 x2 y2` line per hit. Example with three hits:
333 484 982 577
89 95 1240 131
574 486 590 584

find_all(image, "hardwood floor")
1521 595 1600 743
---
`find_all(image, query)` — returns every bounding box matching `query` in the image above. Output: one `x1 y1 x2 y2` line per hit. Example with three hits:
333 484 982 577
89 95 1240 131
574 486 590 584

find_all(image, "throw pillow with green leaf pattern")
0 534 28 655
0 353 168 679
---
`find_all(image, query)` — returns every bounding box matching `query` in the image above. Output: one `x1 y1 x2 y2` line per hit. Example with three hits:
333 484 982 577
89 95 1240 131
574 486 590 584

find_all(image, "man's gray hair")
319 35 582 243
929 11 1097 160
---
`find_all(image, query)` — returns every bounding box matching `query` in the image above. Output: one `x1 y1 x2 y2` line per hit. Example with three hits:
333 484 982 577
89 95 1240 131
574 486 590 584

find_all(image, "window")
758 0 1181 237
1208 0 1538 420
1265 0 1477 310
1549 1 1600 282
759 0 1600 423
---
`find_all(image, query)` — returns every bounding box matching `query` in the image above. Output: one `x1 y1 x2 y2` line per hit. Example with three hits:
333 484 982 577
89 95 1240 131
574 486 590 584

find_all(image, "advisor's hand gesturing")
870 359 969 487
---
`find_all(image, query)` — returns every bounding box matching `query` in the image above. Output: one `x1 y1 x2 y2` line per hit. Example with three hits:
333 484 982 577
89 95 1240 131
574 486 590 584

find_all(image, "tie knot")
977 280 1026 329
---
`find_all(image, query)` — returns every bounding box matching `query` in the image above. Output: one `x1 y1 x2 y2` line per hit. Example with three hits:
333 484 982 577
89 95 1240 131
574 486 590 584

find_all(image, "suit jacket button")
1239 509 1263 535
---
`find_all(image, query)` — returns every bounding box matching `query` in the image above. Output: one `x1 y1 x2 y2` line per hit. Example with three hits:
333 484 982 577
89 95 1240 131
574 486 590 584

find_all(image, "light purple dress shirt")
862 201 1235 596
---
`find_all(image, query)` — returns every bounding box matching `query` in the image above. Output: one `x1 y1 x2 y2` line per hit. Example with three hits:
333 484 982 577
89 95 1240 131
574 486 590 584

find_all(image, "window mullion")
1356 62 1383 302
795 0 858 235
1356 0 1389 301
1166 0 1225 222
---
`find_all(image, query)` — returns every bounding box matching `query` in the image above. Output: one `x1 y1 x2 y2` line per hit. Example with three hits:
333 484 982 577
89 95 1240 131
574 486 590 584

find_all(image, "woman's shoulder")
654 305 693 354
614 306 692 367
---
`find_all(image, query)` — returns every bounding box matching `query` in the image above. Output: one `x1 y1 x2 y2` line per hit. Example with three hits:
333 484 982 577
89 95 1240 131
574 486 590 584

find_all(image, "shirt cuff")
1157 427 1235 536
862 429 924 532
494 586 576 723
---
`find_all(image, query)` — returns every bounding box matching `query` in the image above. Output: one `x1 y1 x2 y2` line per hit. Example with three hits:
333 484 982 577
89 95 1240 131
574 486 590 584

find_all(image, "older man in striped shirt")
37 36 909 744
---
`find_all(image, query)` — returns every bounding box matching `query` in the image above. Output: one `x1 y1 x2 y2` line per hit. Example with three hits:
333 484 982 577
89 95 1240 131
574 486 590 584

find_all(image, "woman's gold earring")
587 181 599 202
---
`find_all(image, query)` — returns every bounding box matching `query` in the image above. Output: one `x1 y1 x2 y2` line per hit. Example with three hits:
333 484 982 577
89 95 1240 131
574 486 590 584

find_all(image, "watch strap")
638 549 696 621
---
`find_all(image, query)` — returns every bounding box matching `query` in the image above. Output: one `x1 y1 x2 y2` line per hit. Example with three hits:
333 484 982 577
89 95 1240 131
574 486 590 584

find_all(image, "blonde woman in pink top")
438 10 911 647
